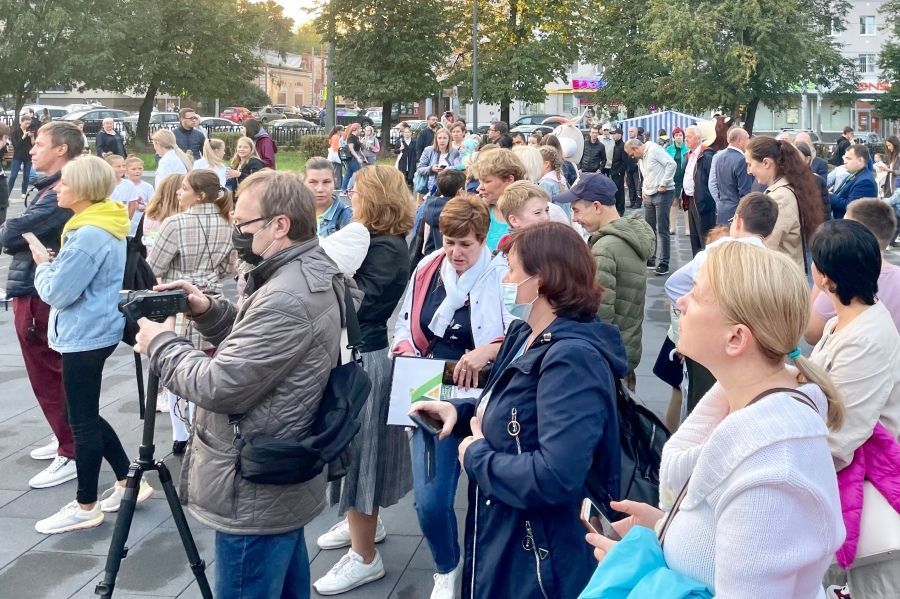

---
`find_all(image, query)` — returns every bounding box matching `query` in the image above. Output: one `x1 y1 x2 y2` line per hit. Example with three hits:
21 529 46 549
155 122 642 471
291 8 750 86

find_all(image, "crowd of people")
0 110 898 599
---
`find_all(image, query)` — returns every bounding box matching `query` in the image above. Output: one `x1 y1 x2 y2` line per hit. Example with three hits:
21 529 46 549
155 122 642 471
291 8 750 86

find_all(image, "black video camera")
119 290 188 323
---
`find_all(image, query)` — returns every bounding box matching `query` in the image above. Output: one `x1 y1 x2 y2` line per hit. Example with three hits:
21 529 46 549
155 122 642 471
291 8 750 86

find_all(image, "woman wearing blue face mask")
390 194 512 597
410 221 627 599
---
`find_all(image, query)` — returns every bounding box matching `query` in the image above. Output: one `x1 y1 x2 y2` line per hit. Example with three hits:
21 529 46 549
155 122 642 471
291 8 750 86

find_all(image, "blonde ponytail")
794 355 844 431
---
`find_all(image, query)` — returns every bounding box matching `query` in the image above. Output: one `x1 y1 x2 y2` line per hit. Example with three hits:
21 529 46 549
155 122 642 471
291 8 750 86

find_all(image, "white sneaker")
30 435 59 460
35 500 104 534
316 516 387 550
28 456 78 489
99 479 155 512
431 567 460 599
313 549 385 595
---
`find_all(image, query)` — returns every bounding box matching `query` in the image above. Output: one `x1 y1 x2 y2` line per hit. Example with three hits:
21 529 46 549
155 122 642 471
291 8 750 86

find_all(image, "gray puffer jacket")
148 238 344 535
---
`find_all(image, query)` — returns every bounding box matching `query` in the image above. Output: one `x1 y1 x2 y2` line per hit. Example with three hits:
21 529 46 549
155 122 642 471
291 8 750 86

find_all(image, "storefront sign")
571 79 606 90
856 81 890 93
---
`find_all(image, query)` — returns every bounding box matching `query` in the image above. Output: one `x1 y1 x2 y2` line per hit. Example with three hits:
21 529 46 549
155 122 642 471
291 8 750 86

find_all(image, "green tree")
0 0 106 116
319 0 455 151
89 0 294 149
876 0 900 119
637 0 856 132
450 0 589 124
293 22 322 54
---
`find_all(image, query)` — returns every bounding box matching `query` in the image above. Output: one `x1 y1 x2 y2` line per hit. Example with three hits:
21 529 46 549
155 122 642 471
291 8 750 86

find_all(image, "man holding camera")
134 170 345 599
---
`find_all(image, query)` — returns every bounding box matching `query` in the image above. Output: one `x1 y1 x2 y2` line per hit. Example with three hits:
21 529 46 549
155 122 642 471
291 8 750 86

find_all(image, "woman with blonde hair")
32 156 153 534
141 173 184 251
416 128 460 195
192 137 228 186
512 145 571 225
588 242 845 597
226 136 265 191
151 129 191 188
314 165 417 595
148 170 235 454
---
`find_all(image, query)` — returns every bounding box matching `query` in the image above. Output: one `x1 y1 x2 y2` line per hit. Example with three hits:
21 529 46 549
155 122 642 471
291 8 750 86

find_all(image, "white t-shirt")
193 158 229 187
155 151 189 187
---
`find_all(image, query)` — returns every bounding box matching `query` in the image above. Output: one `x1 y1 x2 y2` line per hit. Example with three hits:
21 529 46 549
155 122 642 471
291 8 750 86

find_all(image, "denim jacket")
34 225 126 353
317 195 353 238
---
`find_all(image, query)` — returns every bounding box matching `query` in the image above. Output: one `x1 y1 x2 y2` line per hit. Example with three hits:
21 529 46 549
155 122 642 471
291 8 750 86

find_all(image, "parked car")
199 117 241 130
122 112 180 127
511 124 555 136
298 105 321 120
777 128 823 146
4 105 69 120
255 106 300 124
60 109 131 137
270 119 319 129
854 132 882 146
63 103 104 114
219 106 255 123
513 114 563 127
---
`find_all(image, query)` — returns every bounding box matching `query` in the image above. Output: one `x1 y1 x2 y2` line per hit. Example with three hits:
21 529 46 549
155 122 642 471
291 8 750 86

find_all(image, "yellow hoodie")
61 199 130 247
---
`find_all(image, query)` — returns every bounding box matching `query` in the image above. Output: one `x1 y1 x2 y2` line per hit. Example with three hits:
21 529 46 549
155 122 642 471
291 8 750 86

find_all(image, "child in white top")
192 138 229 186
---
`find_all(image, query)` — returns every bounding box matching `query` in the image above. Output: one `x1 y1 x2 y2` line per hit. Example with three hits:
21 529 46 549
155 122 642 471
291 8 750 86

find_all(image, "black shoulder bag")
229 278 372 485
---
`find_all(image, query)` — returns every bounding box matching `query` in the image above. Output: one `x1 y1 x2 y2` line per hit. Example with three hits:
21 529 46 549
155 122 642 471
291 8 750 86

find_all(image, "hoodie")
34 200 128 352
452 316 627 599
589 213 656 371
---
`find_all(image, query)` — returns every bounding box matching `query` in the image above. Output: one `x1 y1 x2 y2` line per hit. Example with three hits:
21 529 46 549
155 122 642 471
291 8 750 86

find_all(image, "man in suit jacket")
831 144 879 219
714 127 754 224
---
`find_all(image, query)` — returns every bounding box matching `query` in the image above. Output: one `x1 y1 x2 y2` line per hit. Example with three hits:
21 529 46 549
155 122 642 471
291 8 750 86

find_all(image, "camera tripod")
95 368 212 598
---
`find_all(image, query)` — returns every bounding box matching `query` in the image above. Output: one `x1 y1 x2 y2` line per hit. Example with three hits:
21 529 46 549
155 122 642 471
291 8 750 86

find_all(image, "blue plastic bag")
578 525 713 599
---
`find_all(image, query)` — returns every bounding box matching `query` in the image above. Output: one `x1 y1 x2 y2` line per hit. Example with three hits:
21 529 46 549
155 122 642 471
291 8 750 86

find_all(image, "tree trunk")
13 85 27 122
500 97 511 126
135 80 161 152
380 99 393 156
743 97 760 135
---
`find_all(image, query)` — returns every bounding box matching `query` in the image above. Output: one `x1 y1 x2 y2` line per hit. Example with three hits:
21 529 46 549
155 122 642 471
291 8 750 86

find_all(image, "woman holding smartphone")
410 222 625 599
416 128 460 196
32 156 154 535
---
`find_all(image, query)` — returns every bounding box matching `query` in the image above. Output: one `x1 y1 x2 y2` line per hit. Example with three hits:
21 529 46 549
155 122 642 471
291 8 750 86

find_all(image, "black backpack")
583 373 670 514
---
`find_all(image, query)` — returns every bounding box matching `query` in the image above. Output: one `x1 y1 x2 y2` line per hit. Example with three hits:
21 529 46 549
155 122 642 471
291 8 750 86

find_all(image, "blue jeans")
215 529 310 599
340 158 360 190
644 189 674 265
412 428 461 574
8 159 31 194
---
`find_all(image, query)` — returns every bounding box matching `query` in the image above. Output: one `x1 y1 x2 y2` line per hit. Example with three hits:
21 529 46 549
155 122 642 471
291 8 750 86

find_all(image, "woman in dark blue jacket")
411 222 626 599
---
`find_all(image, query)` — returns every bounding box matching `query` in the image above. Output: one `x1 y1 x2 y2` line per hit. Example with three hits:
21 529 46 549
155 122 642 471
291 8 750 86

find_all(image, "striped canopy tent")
616 110 704 137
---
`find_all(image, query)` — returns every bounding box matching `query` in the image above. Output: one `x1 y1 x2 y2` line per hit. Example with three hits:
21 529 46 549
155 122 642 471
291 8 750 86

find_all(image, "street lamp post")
326 9 336 131
472 0 478 132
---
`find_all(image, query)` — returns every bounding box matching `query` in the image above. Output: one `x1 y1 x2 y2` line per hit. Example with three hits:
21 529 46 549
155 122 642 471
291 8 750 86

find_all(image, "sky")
269 0 317 25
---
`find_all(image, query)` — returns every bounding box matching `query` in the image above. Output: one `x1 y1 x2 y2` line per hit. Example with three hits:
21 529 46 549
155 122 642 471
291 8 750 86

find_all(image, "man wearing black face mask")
133 170 349 598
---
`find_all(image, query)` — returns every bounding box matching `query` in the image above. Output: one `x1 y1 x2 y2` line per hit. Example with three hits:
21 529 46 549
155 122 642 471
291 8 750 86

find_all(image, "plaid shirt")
147 202 235 347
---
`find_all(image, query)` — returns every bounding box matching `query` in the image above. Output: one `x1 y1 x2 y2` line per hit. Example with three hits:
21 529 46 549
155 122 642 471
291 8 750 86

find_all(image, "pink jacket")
836 422 900 568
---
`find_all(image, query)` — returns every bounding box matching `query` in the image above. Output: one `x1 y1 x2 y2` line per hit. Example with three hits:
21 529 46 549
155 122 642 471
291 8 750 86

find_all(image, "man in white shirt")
625 138 676 274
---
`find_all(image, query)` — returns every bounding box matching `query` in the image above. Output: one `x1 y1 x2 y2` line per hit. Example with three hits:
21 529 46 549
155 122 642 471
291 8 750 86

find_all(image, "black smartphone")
580 497 622 541
409 411 443 436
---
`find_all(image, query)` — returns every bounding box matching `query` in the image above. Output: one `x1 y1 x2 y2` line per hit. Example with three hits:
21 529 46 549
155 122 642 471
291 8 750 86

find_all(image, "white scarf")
428 246 492 338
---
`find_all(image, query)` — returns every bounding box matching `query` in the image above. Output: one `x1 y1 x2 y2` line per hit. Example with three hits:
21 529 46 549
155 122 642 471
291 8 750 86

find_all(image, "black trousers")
62 344 131 504
611 172 626 216
626 169 642 207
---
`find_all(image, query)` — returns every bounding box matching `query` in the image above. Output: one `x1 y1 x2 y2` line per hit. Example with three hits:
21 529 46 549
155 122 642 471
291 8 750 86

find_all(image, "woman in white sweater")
809 219 900 596
588 241 845 597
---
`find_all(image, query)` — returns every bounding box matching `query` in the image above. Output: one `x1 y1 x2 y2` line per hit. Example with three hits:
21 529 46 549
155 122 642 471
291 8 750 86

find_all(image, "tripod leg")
95 465 145 599
157 461 212 599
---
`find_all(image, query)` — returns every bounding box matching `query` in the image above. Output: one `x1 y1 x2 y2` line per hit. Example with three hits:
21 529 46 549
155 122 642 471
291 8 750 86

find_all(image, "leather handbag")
230 279 371 485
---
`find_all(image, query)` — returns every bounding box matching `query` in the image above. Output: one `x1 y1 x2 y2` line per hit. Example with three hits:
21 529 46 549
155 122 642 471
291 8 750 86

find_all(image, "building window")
858 53 877 74
860 15 876 35
562 93 574 114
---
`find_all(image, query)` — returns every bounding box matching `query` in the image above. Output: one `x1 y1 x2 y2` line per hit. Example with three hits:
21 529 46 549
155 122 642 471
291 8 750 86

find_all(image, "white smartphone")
22 232 50 261
580 497 622 540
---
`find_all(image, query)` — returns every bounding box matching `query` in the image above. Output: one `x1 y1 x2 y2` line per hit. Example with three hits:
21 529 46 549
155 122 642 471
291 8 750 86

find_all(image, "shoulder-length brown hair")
501 222 602 321
353 165 415 236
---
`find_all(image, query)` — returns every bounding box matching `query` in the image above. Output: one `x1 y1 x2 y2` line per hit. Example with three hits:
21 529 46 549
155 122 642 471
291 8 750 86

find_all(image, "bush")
211 132 243 156
299 134 329 158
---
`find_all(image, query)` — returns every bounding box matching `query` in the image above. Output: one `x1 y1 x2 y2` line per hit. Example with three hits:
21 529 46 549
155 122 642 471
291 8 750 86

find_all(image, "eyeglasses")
233 216 270 235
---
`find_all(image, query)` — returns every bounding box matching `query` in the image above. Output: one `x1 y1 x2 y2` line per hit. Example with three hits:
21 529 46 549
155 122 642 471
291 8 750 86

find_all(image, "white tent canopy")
616 110 704 136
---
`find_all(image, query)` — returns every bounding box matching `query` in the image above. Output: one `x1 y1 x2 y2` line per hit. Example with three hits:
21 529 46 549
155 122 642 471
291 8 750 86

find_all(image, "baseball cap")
555 173 617 205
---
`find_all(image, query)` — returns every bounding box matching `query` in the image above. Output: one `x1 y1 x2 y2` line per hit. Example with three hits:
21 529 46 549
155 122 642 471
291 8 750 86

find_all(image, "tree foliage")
0 0 106 115
876 0 900 119
85 0 293 148
584 0 856 132
449 0 588 123
318 0 455 150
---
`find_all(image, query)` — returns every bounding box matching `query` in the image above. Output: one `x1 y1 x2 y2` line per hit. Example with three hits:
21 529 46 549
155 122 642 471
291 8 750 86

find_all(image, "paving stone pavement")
0 194 692 599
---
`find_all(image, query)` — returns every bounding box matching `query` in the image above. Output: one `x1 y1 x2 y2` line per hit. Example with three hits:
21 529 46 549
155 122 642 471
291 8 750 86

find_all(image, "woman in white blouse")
589 241 845 597
152 129 191 188
809 219 900 596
